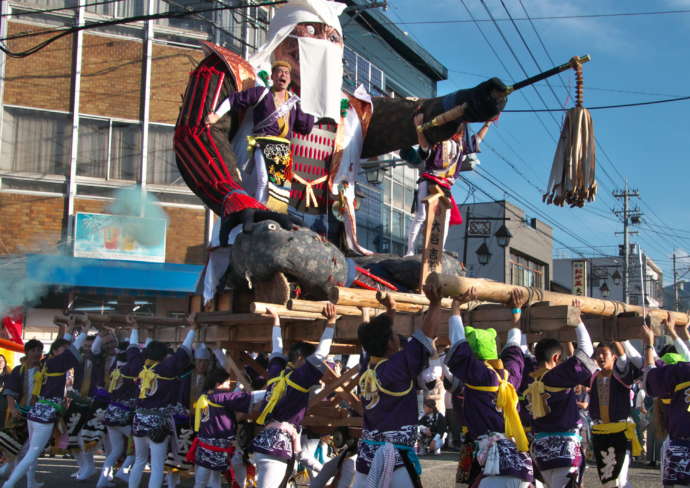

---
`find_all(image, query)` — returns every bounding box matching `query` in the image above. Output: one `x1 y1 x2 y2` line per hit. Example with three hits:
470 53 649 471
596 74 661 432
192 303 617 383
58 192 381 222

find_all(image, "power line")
457 0 557 142
2 0 125 18
0 1 285 57
387 8 690 25
503 95 690 111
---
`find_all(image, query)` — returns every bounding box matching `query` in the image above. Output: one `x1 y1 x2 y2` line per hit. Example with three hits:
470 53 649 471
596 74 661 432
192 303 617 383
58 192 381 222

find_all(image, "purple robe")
419 132 477 181
224 86 314 137
588 362 640 423
445 342 524 438
195 390 251 471
3 365 36 408
646 362 690 485
645 362 690 440
27 345 81 424
104 346 144 427
445 341 532 482
518 353 538 429
529 351 597 473
251 354 324 460
531 351 598 433
136 346 192 410
355 330 434 475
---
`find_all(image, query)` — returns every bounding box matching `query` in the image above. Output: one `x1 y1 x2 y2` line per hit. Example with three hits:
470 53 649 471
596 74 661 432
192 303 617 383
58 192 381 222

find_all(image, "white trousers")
98 425 131 487
352 468 414 488
478 476 530 488
193 466 222 488
539 466 575 487
129 435 168 488
2 420 53 488
255 452 288 488
254 150 268 204
406 181 451 256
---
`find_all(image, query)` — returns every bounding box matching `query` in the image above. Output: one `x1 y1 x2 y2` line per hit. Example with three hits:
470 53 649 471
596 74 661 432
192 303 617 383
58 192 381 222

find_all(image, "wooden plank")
224 350 253 392
314 365 362 415
419 189 450 291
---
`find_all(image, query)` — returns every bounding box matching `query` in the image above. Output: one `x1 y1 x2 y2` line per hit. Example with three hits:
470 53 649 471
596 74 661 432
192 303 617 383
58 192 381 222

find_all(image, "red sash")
185 437 239 488
420 173 462 225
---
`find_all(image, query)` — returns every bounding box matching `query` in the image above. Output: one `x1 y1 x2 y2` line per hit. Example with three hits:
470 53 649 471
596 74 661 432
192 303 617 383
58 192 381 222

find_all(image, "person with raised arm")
587 333 643 487
0 339 43 485
643 319 690 487
97 315 146 488
251 304 338 488
405 114 493 256
353 285 442 488
444 287 533 487
523 299 599 487
128 315 199 488
2 315 87 488
187 357 266 488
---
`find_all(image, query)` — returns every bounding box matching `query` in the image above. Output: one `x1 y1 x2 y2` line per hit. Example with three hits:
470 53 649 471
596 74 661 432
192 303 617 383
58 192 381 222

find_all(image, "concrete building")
553 244 664 307
0 0 447 338
445 200 553 289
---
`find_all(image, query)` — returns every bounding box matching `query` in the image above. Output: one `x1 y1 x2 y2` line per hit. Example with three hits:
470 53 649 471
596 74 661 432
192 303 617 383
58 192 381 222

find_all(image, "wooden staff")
426 272 689 325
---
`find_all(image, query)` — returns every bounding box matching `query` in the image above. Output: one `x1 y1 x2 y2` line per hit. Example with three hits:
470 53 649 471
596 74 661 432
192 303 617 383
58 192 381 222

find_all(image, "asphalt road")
28 452 663 487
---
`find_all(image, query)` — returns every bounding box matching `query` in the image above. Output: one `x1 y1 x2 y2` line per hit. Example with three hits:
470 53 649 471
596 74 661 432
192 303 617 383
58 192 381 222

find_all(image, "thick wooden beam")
329 286 454 310
428 273 689 325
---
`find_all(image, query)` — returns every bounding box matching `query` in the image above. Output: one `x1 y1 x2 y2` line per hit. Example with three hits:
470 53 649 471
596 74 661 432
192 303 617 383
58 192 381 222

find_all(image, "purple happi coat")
104 345 145 427
445 341 533 482
646 361 690 486
251 353 324 460
355 330 434 475
132 345 193 439
195 390 251 471
28 343 82 424
529 351 598 472
221 86 314 138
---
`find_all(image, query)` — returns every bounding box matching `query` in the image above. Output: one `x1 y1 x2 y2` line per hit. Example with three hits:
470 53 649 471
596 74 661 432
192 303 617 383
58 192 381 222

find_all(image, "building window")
510 251 546 289
87 0 144 17
1 106 71 176
343 46 385 96
147 124 183 186
77 117 142 181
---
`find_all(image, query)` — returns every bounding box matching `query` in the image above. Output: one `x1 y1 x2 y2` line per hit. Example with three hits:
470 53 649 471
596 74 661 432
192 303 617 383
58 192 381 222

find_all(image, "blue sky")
386 0 690 284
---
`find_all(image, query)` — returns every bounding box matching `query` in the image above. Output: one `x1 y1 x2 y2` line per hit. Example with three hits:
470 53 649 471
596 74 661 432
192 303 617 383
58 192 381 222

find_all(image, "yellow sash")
31 366 64 397
137 361 174 399
193 393 223 432
591 421 642 456
523 368 568 420
358 357 414 401
108 368 136 393
674 380 690 412
256 369 309 425
465 366 528 452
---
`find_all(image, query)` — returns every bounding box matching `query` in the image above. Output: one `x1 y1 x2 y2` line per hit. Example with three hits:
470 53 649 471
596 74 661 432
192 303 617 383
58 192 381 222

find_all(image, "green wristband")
512 308 521 314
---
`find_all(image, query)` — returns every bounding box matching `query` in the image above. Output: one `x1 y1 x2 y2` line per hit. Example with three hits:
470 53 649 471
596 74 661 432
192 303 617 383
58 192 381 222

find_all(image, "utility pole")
613 180 641 304
674 252 679 311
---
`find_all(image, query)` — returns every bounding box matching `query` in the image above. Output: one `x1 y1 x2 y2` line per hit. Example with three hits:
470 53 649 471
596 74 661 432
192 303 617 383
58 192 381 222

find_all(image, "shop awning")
25 254 202 296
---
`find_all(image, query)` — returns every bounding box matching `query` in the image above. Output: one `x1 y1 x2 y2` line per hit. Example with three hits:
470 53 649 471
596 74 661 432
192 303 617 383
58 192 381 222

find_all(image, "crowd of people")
0 287 688 488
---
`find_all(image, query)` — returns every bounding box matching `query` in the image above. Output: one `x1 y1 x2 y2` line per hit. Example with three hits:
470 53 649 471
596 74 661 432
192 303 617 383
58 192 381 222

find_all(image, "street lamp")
611 270 622 286
494 224 512 248
365 165 385 185
600 281 610 298
476 242 492 266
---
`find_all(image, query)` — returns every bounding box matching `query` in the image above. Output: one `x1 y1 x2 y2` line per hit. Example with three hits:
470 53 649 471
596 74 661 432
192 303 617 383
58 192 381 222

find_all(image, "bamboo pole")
287 299 365 316
249 302 324 320
328 286 454 310
426 273 689 325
